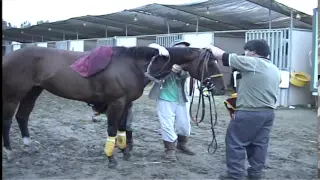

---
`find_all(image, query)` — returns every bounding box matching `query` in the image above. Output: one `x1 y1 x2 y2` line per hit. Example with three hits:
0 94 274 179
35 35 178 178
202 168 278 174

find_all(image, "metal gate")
245 29 290 70
156 34 183 47
97 37 116 47
245 29 291 107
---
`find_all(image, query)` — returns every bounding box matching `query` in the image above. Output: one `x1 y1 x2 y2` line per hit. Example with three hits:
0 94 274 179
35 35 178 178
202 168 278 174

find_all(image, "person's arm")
178 70 189 78
221 53 258 72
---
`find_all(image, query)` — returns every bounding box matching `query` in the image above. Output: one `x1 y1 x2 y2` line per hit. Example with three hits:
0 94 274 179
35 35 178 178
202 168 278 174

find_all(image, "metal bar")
196 16 199 34
274 31 279 67
166 20 170 34
76 30 79 40
269 0 272 29
125 25 128 37
63 32 65 40
105 26 108 37
271 32 275 63
279 30 284 69
290 9 294 28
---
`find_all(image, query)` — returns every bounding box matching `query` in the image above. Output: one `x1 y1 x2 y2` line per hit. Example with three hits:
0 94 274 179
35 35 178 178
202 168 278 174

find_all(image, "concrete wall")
56 41 68 50
288 30 314 106
68 40 84 51
137 38 155 46
36 42 47 47
47 42 56 48
183 32 214 48
214 36 246 86
116 37 137 47
84 40 97 51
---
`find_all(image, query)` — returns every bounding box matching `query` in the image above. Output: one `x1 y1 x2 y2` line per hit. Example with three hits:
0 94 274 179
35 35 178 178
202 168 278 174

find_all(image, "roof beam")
85 15 166 34
4 30 63 41
70 18 146 36
158 4 248 30
245 0 312 25
126 9 219 31
36 24 99 38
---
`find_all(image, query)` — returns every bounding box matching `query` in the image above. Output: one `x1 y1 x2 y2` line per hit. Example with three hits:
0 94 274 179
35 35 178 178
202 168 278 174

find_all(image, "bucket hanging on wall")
289 71 311 87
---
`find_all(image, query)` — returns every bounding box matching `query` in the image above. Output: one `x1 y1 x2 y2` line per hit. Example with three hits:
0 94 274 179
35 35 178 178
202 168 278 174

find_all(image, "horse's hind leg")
3 101 20 161
15 86 43 153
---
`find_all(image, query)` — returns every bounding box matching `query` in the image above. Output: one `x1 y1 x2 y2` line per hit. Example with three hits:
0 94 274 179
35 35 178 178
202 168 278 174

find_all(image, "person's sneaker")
219 172 244 180
246 174 262 180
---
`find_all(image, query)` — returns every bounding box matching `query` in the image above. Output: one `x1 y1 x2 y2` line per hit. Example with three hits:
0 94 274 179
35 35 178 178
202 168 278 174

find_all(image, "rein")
188 49 223 154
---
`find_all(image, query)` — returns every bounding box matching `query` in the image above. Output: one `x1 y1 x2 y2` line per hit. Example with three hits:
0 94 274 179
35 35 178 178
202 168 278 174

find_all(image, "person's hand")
148 43 169 57
205 44 225 60
171 64 182 73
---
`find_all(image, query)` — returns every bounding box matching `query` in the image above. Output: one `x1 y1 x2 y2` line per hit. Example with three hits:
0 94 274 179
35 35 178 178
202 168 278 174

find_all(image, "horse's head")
167 47 226 95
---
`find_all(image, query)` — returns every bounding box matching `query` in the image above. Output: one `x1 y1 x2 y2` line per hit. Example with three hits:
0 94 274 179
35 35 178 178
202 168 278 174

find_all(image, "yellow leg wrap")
116 131 127 149
104 136 116 157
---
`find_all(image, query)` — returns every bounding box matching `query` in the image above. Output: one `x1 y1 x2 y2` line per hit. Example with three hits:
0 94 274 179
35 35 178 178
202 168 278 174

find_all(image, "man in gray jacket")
148 40 195 162
207 40 281 180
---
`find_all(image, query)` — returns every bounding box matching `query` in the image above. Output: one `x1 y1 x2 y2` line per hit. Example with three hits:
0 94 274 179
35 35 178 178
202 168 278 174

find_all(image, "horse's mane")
166 47 199 60
112 46 158 61
111 46 200 62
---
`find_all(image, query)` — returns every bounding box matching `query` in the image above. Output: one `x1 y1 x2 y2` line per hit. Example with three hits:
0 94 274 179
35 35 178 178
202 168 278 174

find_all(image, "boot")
126 130 133 151
176 135 195 155
163 140 177 162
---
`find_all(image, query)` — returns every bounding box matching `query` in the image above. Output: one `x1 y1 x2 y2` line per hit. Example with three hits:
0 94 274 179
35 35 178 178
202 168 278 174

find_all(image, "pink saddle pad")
71 46 113 77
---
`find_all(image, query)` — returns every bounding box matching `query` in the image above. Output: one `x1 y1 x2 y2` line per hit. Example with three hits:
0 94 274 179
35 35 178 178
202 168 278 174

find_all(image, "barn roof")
3 0 313 43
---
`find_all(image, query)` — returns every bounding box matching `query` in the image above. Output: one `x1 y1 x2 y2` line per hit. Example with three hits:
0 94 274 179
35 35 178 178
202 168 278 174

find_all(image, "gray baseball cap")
171 39 190 47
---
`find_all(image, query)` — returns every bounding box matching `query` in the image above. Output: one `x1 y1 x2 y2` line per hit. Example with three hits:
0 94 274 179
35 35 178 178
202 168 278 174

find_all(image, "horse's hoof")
4 149 16 162
108 161 118 169
23 144 39 154
92 117 100 122
122 148 131 161
108 156 118 169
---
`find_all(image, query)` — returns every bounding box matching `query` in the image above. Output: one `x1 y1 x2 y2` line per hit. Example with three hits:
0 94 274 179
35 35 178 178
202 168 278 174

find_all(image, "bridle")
144 49 224 154
188 49 223 154
144 54 172 85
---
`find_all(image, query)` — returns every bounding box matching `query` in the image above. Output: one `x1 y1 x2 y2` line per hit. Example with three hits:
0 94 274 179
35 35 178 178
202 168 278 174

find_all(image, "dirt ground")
2 87 318 180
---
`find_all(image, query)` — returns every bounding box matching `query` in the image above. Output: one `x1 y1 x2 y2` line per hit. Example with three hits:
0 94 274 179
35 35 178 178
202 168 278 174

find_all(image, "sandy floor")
2 88 318 180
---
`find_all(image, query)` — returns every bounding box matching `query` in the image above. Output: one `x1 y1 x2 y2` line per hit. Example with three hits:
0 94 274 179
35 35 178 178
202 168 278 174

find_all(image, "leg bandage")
116 131 127 149
104 136 116 157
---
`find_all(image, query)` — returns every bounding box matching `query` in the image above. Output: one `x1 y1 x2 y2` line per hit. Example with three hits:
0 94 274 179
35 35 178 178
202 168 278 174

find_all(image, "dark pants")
225 110 275 179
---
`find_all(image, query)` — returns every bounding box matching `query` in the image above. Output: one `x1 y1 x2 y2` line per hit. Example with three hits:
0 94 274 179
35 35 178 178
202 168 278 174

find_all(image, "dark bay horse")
2 46 226 168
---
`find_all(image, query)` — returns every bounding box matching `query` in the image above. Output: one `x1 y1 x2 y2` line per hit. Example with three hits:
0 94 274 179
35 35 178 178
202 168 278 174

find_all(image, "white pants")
157 99 191 142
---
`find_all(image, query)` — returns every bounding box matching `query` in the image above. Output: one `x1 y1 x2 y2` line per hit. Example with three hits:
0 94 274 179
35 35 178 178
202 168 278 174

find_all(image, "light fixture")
206 6 210 14
83 23 86 26
21 31 24 34
186 23 190 26
134 14 138 21
296 14 301 19
48 28 51 31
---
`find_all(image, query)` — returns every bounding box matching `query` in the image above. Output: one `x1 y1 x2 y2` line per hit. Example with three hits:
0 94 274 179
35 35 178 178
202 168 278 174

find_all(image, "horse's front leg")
105 98 126 169
119 102 133 161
